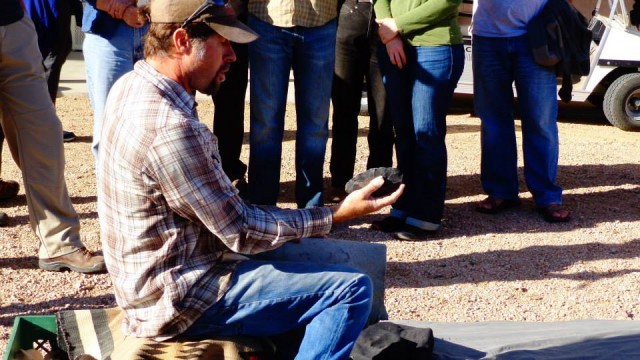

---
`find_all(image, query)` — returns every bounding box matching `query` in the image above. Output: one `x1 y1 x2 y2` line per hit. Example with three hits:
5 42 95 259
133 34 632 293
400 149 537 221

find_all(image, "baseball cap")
149 0 258 43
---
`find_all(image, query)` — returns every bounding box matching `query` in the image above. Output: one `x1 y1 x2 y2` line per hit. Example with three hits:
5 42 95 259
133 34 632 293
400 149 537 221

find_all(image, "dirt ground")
1 94 639 354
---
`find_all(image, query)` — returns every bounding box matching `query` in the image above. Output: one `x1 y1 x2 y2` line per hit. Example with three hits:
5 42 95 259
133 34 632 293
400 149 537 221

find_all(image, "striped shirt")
98 60 333 340
248 0 337 27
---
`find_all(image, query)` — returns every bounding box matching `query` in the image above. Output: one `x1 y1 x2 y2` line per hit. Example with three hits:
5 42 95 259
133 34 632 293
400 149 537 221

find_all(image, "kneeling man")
97 0 403 358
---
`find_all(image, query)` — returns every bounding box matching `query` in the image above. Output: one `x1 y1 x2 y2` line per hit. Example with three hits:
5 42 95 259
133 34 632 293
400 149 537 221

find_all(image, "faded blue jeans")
83 23 147 163
181 260 373 360
379 44 464 227
247 15 336 208
472 35 563 207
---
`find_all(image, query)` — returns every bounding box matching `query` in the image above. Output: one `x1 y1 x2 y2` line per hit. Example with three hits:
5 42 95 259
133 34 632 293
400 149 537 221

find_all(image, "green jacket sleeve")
395 0 461 36
373 0 392 20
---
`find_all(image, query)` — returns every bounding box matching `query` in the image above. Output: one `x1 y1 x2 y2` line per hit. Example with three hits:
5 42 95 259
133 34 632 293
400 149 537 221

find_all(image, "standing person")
82 0 147 162
0 0 105 273
23 0 82 142
246 0 338 209
212 0 249 194
98 1 404 357
329 0 395 203
471 0 571 222
373 0 465 240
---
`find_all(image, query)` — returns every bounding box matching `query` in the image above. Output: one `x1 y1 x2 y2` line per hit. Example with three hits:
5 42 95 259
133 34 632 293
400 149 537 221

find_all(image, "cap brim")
208 20 258 44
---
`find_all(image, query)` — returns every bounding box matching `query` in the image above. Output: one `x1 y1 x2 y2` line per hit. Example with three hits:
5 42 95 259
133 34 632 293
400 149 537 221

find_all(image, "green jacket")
374 0 463 46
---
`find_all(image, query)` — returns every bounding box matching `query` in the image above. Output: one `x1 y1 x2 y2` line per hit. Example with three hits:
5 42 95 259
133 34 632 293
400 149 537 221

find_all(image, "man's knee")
345 272 373 309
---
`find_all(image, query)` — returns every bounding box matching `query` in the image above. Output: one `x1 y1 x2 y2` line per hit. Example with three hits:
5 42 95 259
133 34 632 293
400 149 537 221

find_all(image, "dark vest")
0 0 24 26
528 0 592 102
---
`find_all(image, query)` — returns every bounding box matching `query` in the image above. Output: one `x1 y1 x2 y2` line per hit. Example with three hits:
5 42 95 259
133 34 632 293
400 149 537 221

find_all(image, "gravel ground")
1 94 639 353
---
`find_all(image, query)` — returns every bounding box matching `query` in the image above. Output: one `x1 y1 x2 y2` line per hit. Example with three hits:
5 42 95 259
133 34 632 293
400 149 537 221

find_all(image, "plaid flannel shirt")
248 0 337 27
98 60 333 341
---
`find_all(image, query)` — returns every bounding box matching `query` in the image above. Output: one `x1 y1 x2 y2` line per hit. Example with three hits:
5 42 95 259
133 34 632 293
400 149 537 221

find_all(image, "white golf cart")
456 0 640 131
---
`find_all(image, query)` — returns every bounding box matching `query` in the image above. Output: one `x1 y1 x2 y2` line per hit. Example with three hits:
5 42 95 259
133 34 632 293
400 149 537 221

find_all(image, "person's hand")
105 0 134 19
122 5 146 28
385 36 406 69
376 18 399 44
330 176 404 223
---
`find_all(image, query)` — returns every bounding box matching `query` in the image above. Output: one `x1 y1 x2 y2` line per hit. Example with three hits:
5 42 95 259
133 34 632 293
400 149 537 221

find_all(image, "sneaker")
0 179 19 200
328 186 347 203
371 216 405 233
39 248 106 273
0 212 9 227
393 224 437 241
63 131 76 142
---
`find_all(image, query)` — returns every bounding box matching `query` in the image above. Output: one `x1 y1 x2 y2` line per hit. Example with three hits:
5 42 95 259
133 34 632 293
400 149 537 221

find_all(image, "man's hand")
96 0 134 19
330 176 404 223
385 36 406 69
376 18 399 44
122 6 146 28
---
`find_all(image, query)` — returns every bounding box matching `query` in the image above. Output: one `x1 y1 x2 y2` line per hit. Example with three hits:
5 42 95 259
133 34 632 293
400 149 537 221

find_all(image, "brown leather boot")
0 179 19 200
39 248 106 274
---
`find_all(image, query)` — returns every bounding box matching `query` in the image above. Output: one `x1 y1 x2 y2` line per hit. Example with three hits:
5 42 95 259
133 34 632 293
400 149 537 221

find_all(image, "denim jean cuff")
406 217 441 231
390 208 408 220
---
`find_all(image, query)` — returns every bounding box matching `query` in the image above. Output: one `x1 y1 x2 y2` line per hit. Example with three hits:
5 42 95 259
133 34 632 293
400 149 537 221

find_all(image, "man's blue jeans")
83 23 147 162
247 16 336 208
181 260 372 360
379 44 464 227
472 35 563 207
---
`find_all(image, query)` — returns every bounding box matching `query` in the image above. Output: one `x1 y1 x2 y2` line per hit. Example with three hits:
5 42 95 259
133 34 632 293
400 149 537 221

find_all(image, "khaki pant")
0 15 83 258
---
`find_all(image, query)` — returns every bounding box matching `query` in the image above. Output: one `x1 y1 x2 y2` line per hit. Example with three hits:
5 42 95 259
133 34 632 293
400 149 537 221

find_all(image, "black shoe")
371 216 405 233
328 186 347 203
0 212 9 227
0 179 19 200
63 131 76 142
393 224 437 241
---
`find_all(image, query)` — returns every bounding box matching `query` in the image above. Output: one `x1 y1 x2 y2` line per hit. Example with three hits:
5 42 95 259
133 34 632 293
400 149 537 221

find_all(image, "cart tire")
602 73 640 131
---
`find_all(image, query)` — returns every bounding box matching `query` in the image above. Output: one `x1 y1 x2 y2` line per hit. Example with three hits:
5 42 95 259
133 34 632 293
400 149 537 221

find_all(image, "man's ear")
172 28 191 55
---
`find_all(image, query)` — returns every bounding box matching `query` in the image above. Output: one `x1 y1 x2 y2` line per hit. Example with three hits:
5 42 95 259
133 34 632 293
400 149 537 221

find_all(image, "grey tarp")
392 319 640 359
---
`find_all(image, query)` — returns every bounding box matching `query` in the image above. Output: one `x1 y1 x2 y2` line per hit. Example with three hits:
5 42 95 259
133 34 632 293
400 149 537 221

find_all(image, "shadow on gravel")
0 256 39 270
0 195 97 207
283 162 639 234
447 163 640 200
342 186 639 237
385 238 640 288
64 135 92 144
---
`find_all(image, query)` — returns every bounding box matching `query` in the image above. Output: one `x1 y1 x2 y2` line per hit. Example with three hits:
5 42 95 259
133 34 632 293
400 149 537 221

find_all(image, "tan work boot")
39 248 106 274
0 179 19 200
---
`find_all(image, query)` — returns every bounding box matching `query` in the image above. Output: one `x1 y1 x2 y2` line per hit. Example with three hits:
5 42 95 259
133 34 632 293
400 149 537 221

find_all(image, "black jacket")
0 0 24 26
528 0 592 102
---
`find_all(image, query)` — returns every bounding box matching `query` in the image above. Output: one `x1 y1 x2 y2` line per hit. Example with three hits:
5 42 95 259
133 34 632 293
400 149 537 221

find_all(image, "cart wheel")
602 72 640 131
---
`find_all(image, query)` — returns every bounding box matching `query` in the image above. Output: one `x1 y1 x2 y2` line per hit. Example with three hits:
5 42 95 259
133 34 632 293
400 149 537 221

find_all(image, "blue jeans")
83 23 147 162
247 15 336 208
181 260 372 360
472 35 563 207
378 44 464 227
